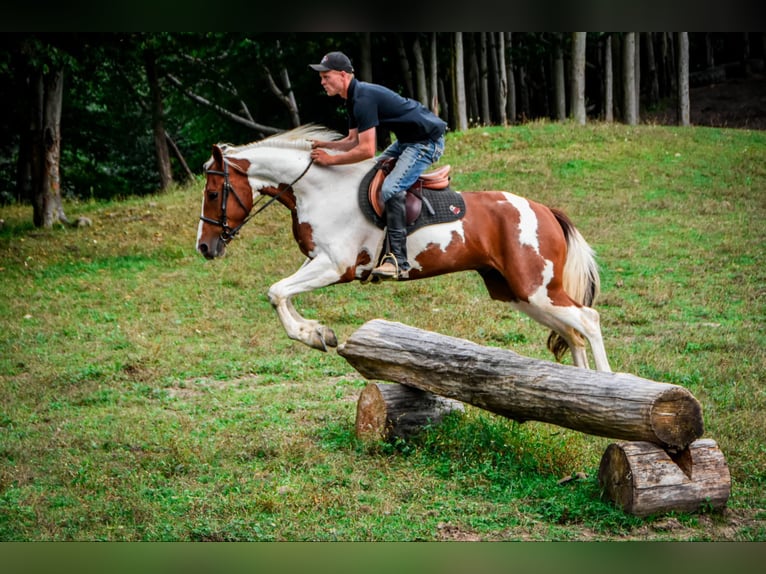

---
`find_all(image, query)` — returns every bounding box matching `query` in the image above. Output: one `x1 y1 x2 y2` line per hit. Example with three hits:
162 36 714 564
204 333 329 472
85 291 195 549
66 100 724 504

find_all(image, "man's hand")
310 147 334 166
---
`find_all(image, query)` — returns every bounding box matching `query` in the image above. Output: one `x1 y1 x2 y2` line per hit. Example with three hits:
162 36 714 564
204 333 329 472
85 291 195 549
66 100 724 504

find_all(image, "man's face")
318 70 346 97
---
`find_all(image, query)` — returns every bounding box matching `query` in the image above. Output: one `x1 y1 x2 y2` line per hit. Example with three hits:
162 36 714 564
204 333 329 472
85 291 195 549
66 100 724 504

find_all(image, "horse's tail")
547 208 601 361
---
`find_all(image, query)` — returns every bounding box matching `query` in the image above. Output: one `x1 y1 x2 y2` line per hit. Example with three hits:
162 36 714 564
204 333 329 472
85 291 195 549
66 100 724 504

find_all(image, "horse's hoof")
323 329 338 348
306 326 337 352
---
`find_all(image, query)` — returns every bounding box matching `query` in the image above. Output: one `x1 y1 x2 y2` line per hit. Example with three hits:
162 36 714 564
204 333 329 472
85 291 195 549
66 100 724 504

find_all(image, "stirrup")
372 253 408 280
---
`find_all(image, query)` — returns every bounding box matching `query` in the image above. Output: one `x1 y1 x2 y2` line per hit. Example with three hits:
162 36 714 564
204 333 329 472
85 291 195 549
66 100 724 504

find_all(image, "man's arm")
310 127 376 166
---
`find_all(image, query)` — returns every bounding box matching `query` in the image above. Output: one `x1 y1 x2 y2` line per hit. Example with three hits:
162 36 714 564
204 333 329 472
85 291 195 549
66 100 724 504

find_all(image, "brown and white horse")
197 125 611 371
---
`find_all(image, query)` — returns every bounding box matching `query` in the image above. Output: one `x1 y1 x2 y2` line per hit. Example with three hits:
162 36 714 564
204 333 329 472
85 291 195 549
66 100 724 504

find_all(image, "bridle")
200 157 313 244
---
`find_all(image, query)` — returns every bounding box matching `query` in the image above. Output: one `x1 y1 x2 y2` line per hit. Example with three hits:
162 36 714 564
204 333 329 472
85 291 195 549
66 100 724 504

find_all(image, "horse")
196 125 611 372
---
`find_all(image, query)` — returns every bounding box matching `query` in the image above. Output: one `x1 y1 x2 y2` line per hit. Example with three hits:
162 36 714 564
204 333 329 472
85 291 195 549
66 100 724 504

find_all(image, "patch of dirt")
645 72 766 130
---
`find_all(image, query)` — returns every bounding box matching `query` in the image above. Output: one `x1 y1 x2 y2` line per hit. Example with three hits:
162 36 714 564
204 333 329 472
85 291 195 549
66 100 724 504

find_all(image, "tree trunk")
505 33 517 124
355 382 464 441
518 63 530 121
645 32 660 109
623 33 638 125
144 50 174 191
338 320 705 450
358 32 373 83
479 33 491 125
31 66 68 228
495 32 508 126
396 34 414 99
554 35 566 121
466 34 479 125
604 34 614 122
429 33 439 116
412 34 429 107
634 32 641 124
454 32 468 131
571 33 587 124
598 439 730 517
677 32 690 126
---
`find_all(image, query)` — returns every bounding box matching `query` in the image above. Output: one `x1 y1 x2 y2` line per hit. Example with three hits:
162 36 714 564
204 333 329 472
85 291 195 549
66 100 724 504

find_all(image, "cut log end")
598 439 731 517
650 387 705 449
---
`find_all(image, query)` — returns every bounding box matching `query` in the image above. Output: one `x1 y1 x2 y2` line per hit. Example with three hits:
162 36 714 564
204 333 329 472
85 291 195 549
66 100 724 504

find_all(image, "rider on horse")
308 51 447 280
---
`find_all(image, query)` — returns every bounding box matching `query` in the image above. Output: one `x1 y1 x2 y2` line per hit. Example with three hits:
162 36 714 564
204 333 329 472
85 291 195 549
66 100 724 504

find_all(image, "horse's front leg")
267 253 343 351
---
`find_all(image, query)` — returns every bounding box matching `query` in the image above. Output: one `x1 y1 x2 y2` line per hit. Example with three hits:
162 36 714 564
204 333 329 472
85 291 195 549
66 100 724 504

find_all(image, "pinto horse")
197 125 611 371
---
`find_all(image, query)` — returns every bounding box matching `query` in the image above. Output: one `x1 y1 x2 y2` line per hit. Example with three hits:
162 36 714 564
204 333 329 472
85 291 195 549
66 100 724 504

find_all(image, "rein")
201 157 314 243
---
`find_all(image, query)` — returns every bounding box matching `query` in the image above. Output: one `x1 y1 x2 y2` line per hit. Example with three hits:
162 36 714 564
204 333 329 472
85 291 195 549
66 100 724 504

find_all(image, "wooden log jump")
338 320 730 516
338 319 704 450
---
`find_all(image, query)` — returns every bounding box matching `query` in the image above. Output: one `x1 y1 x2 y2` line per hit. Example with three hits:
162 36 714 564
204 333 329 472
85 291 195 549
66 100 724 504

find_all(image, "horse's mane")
221 124 344 157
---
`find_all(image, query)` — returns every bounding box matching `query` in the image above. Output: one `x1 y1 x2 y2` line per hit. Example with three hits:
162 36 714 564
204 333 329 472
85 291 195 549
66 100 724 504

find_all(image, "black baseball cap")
309 51 354 73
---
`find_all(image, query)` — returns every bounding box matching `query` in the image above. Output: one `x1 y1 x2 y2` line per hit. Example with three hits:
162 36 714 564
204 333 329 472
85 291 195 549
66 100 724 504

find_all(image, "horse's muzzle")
197 237 226 259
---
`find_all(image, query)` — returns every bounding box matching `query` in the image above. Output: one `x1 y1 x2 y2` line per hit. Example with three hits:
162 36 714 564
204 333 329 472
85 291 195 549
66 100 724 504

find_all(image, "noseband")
201 157 314 244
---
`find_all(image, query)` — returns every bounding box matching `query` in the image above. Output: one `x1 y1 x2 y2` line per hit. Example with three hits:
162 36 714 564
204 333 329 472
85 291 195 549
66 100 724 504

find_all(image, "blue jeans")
378 136 445 204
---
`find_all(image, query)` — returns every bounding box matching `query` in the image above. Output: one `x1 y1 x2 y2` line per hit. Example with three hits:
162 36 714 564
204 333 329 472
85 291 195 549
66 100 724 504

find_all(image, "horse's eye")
207 191 219 201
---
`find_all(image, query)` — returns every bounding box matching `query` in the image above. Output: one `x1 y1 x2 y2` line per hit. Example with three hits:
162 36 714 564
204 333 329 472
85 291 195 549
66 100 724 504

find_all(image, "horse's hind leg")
513 300 611 372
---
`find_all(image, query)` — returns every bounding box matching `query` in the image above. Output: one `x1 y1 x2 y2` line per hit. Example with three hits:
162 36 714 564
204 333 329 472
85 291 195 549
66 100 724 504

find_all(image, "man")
309 51 447 280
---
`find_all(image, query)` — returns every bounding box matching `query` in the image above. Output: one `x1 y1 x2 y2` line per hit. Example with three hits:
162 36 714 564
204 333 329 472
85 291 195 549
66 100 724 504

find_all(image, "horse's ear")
212 144 224 165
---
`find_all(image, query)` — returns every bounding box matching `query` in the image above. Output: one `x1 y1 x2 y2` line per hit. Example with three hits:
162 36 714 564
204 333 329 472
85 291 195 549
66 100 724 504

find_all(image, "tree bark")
571 33 586 124
429 33 439 115
604 34 614 122
356 382 464 441
645 33 660 109
358 32 373 83
396 34 414 99
479 33 490 125
505 33 517 124
554 35 566 121
623 33 638 125
144 49 174 191
677 32 690 126
454 32 468 131
31 66 68 228
598 439 730 516
412 34 429 107
338 320 704 450
495 32 508 126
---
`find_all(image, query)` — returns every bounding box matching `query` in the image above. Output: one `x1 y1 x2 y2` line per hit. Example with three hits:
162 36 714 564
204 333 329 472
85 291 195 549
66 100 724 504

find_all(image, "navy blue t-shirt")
345 78 447 143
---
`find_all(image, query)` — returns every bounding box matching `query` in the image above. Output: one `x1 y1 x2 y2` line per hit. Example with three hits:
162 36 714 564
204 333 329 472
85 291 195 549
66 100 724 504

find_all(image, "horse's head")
197 144 253 259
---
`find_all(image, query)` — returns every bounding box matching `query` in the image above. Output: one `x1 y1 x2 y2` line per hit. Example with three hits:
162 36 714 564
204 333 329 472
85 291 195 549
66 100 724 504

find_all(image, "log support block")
355 382 464 441
598 439 731 517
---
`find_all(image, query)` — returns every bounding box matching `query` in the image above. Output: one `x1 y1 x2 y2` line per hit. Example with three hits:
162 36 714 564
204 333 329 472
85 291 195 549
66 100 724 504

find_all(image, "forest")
1 32 764 226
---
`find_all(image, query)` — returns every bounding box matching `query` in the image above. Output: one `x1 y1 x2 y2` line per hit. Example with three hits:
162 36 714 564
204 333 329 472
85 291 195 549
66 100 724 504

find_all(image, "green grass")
1 121 765 540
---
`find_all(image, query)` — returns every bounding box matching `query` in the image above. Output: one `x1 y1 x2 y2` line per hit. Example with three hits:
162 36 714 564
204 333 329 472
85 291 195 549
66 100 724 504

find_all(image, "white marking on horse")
501 192 540 253
408 220 466 271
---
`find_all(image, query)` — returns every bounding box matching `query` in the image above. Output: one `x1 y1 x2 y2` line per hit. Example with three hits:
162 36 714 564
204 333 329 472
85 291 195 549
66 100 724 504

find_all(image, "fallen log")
337 320 704 449
355 382 464 441
598 439 731 516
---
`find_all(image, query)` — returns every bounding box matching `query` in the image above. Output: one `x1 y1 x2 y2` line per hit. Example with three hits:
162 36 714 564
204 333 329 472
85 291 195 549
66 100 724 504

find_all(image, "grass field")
1 122 765 541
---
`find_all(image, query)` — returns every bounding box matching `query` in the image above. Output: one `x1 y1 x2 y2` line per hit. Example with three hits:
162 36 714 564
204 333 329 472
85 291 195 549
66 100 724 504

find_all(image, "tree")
16 35 72 227
144 46 174 191
553 34 567 121
571 33 587 125
454 32 468 131
623 32 638 125
495 32 508 126
505 33 517 124
603 34 614 122
677 32 690 126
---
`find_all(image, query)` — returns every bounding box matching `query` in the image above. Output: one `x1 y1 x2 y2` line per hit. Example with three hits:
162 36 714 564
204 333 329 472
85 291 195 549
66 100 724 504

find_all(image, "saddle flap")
368 169 386 217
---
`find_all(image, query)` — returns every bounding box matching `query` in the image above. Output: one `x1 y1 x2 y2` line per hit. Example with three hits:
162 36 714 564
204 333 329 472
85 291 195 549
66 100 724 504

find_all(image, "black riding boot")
372 191 410 279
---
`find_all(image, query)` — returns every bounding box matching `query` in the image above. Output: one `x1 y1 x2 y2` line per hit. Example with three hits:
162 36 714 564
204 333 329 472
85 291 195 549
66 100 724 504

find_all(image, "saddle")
368 157 452 225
